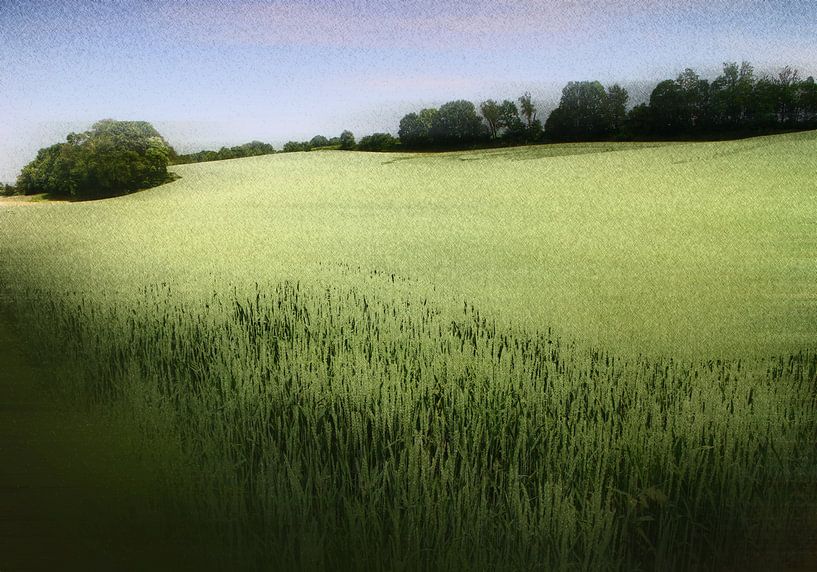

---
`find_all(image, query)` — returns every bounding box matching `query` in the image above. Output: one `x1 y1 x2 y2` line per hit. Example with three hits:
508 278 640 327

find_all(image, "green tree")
356 133 398 151
399 109 437 148
282 141 310 152
339 130 356 150
1 183 18 196
775 66 801 123
800 77 817 123
712 61 755 127
309 135 330 148
498 100 524 140
545 81 611 140
17 120 174 198
430 100 485 146
518 92 537 129
479 100 502 139
624 103 653 136
648 79 686 135
605 84 629 133
675 68 711 130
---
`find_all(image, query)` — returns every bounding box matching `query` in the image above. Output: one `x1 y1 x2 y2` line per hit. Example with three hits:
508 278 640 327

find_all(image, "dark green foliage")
430 100 486 146
280 132 356 153
518 92 537 129
309 135 330 148
605 84 629 133
16 120 174 198
282 141 311 153
630 62 817 136
339 130 356 150
481 99 525 141
648 79 687 134
356 132 399 151
173 141 275 164
623 103 653 137
0 183 18 196
172 141 275 165
498 100 524 136
801 77 817 122
545 81 626 140
479 99 502 139
392 60 816 150
398 110 435 148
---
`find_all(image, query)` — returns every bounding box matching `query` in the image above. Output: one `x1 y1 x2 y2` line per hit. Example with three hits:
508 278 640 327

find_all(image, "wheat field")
1 132 816 570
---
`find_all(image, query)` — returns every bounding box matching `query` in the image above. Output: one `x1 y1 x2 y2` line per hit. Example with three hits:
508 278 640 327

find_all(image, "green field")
1 132 816 570
3 133 816 356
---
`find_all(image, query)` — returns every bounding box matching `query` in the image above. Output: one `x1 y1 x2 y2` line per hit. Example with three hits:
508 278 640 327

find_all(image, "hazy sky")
2 0 816 181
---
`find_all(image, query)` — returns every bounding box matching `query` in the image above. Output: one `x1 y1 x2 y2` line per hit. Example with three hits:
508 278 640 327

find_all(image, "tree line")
626 63 817 137
395 62 816 147
173 141 275 164
11 61 816 199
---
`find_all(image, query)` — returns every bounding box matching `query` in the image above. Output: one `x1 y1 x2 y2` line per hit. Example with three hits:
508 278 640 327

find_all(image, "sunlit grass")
2 132 815 356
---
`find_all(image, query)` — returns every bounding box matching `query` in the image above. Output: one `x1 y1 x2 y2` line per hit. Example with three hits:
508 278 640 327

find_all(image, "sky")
1 0 816 181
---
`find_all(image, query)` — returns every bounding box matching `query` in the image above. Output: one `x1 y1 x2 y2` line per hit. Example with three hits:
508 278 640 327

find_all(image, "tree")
675 68 710 130
480 100 502 139
498 100 525 140
605 84 629 133
282 141 310 152
430 100 485 146
800 77 817 123
545 81 612 140
399 112 432 148
356 133 399 151
399 108 438 147
339 130 356 150
623 103 653 136
648 80 686 135
17 120 174 198
1 183 18 196
518 92 537 128
775 66 801 123
309 135 330 148
712 61 755 127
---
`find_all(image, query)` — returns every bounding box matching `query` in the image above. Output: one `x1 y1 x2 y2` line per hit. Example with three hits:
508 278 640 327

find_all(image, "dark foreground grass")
6 275 817 571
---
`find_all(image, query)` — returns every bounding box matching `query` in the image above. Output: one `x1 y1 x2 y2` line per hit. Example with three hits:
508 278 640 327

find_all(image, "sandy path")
0 196 44 207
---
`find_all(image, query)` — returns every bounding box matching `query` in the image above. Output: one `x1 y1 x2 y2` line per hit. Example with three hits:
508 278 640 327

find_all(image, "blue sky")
1 0 816 181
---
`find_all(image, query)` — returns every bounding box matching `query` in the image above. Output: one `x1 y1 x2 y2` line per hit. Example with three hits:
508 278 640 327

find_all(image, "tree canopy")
545 82 628 140
173 141 275 164
630 62 817 136
430 100 486 146
356 133 399 151
398 109 437 148
339 130 356 150
17 120 174 198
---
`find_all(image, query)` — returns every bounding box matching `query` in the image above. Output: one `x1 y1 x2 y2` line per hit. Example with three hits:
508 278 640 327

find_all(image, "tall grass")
7 274 817 570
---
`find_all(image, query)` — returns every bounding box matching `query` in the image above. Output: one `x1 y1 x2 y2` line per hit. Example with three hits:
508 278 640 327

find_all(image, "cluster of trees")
282 131 356 152
1 183 18 196
357 133 399 151
545 82 629 140
17 120 174 198
173 141 275 164
626 63 817 136
13 61 816 198
390 61 817 148
398 94 542 149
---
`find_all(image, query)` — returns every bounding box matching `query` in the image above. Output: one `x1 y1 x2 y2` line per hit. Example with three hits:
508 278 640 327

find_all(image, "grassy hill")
1 132 816 570
2 132 816 357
